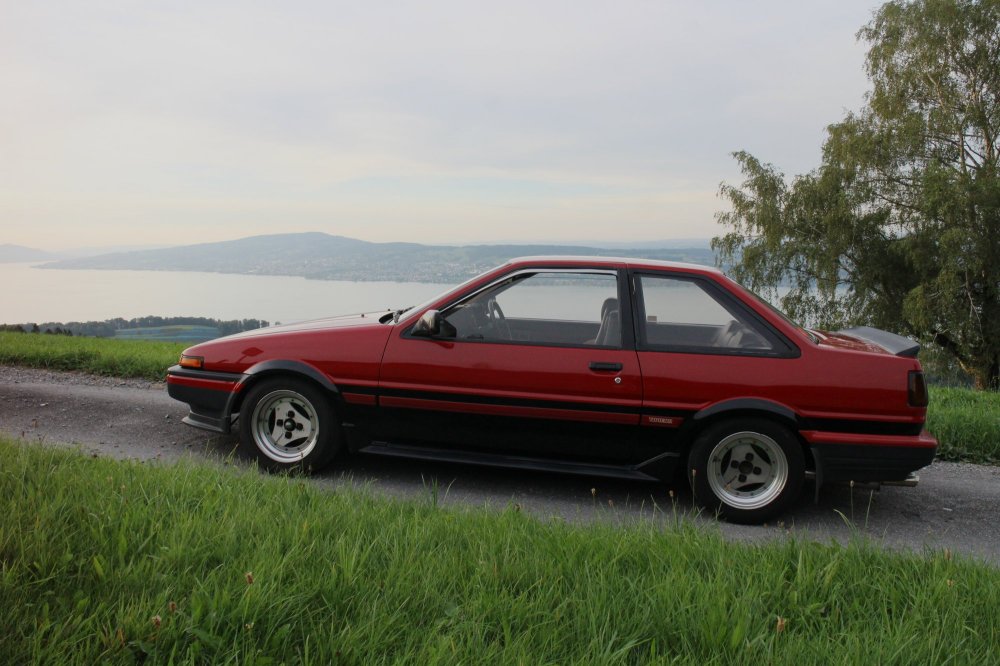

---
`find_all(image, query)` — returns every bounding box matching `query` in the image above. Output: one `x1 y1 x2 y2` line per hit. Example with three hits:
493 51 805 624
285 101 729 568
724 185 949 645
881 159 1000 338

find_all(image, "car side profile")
166 257 936 523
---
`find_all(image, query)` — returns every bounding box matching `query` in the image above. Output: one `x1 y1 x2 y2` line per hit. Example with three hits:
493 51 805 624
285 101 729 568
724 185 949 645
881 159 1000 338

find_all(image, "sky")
1 1 883 251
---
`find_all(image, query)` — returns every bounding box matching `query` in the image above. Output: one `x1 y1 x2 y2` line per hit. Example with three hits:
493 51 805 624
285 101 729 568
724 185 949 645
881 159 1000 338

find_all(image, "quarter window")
638 275 774 352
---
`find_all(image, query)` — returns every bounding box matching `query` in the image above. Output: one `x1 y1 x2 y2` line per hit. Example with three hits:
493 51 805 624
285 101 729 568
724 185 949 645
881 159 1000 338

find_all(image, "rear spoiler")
837 326 920 358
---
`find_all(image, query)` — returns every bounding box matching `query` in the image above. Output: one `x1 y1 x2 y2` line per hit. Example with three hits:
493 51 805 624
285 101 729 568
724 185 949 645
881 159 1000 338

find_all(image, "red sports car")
167 257 936 523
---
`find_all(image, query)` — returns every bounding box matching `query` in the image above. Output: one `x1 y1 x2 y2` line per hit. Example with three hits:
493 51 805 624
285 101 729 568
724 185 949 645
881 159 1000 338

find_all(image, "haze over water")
4 263 449 325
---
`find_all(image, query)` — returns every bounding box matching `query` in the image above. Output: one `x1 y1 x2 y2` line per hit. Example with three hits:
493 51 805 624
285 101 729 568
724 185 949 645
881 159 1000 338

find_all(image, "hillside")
0 244 60 263
40 232 716 282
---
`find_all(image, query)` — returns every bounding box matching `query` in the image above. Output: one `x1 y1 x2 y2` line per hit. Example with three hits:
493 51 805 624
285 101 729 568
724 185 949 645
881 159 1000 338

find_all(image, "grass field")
1 331 997 465
1 439 997 664
0 331 185 381
924 386 1000 464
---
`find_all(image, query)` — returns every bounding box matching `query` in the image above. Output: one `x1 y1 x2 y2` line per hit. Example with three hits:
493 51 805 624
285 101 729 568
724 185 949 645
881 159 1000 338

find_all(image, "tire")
687 418 804 524
237 377 340 473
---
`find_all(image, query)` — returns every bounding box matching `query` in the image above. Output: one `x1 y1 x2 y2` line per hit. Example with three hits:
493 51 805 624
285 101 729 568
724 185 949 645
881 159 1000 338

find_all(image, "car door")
377 267 647 464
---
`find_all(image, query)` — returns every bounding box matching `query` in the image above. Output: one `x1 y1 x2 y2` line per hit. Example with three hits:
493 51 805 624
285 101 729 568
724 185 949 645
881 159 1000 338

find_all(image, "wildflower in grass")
151 615 161 629
245 571 254 585
590 488 596 498
947 579 955 587
168 601 177 614
245 622 254 631
776 616 787 634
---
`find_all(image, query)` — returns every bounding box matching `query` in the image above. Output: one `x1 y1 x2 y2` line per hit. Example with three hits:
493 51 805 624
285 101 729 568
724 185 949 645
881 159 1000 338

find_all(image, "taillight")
908 371 928 407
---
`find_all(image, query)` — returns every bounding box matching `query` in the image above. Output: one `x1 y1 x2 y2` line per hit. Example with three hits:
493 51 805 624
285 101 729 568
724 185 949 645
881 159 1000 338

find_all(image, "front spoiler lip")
181 412 234 434
167 366 246 435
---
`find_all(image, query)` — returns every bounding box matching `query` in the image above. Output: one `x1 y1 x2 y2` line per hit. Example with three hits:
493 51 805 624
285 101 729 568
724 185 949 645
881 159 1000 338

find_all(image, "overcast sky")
1 1 883 250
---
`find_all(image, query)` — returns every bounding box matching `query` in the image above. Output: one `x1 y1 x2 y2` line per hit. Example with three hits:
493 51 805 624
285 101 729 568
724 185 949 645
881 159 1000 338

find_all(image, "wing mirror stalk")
410 310 457 339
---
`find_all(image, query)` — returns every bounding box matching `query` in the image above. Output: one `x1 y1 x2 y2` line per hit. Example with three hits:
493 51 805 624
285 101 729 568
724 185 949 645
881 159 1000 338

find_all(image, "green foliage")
714 0 1000 389
0 331 184 380
1 440 998 664
927 386 1000 462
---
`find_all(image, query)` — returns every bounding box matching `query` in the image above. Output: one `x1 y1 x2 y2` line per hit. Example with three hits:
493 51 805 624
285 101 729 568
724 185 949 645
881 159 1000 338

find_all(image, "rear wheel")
687 418 804 524
238 378 340 472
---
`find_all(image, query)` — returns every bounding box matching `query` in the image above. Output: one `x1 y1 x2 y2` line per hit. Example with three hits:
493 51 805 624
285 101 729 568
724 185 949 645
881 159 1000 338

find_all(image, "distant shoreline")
36 232 718 284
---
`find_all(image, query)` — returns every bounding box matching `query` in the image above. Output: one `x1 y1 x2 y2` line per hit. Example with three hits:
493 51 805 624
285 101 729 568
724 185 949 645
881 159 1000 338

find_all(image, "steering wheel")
486 297 511 340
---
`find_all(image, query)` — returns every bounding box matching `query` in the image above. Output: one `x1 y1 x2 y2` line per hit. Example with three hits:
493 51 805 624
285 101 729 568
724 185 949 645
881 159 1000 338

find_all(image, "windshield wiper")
392 306 413 324
378 306 415 325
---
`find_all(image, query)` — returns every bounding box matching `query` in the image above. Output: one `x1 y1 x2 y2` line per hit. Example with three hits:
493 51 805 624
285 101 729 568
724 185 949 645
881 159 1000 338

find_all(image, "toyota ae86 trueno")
167 257 936 523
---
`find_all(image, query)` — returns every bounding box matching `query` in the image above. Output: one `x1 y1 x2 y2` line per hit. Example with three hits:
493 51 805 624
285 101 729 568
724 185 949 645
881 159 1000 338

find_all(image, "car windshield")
384 268 505 325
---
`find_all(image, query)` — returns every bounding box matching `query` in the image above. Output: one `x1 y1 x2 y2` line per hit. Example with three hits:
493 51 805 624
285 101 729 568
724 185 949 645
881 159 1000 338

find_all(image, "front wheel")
687 419 804 524
237 378 340 472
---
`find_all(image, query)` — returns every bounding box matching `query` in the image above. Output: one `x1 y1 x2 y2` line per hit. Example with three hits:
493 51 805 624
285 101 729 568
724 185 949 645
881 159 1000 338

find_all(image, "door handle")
589 361 623 372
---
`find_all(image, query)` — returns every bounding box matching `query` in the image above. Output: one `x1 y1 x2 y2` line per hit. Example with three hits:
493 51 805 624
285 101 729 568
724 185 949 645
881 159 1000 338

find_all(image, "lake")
3 262 790 329
2 262 451 325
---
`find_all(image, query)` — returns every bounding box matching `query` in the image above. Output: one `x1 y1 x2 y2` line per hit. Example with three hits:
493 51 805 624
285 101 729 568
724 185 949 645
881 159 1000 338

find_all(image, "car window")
638 274 774 352
443 271 621 347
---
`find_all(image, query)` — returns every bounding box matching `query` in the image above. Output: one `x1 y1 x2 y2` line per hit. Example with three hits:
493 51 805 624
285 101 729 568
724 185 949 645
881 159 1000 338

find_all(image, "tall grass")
0 439 997 664
927 386 1000 464
0 331 184 381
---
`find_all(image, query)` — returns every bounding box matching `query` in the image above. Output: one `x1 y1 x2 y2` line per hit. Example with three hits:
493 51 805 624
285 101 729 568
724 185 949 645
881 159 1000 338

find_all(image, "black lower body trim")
181 412 232 434
167 380 236 434
359 441 679 482
812 443 935 484
802 418 923 437
360 442 678 481
376 386 640 416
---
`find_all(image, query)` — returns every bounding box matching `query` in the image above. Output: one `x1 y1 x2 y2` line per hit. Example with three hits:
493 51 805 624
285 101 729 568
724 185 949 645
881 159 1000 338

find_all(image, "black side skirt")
359 441 680 482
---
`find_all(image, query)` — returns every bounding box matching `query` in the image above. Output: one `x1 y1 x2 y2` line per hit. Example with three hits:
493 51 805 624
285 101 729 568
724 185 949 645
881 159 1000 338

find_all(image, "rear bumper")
801 429 937 484
166 366 244 434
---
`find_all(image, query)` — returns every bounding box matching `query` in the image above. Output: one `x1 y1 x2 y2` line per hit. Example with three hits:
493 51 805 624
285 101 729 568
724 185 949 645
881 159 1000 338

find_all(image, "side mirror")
410 310 456 339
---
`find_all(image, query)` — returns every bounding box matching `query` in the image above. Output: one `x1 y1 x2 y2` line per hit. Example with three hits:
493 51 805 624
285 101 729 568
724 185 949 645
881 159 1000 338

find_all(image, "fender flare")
692 398 799 427
232 360 341 414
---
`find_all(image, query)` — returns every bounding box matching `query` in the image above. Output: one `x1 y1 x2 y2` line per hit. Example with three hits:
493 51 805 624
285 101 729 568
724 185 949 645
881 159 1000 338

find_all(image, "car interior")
437 270 773 352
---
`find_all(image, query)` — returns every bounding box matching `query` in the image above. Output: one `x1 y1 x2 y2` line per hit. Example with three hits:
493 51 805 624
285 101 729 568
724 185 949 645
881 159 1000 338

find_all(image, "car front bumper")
166 366 245 434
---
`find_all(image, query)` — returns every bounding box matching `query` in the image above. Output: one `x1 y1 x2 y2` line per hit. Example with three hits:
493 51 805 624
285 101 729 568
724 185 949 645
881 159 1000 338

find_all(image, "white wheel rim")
706 431 789 511
250 389 320 463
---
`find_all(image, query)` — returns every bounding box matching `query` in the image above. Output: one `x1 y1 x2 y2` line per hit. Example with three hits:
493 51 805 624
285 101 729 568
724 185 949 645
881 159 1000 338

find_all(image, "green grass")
1 332 998 465
926 386 1000 464
0 440 997 664
0 331 184 381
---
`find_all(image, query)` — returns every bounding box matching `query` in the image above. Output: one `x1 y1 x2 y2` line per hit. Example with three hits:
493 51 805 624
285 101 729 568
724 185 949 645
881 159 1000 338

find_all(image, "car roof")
505 255 723 276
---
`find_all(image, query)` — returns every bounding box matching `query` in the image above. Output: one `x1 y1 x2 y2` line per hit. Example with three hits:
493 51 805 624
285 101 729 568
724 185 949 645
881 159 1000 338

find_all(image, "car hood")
221 312 392 340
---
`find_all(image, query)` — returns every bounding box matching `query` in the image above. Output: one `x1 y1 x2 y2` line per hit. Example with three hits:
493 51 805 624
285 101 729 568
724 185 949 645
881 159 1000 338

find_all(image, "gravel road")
2 365 998 564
